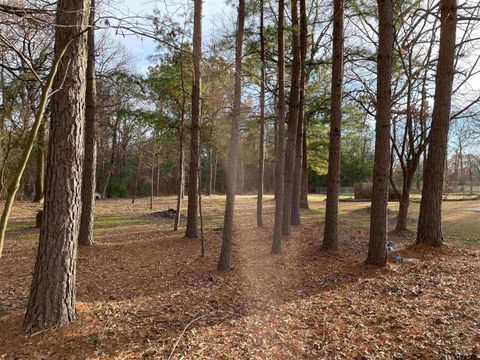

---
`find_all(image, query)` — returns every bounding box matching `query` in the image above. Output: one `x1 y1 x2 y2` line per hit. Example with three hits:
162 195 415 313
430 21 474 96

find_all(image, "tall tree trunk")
217 0 245 271
207 147 213 196
291 0 307 226
79 0 97 247
271 0 286 253
198 172 205 256
300 121 309 209
33 121 46 203
322 0 345 253
416 0 457 247
174 132 184 231
236 156 244 195
185 0 202 239
132 152 142 204
257 0 266 227
101 118 118 199
366 0 393 267
468 154 473 194
150 152 154 210
156 160 160 196
459 141 464 193
272 101 278 195
24 0 90 332
212 150 217 195
282 0 301 236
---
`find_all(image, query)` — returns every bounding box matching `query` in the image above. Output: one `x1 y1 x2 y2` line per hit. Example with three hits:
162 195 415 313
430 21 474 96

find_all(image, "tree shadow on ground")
1 200 479 359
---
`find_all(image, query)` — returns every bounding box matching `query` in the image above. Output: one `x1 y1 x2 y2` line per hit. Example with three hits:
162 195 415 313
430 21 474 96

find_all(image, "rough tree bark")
217 0 245 271
366 0 393 267
322 0 345 253
79 0 97 246
396 190 411 231
416 0 457 247
282 0 301 236
33 121 46 203
271 0 286 253
185 0 202 239
256 0 266 227
24 0 90 332
290 0 307 226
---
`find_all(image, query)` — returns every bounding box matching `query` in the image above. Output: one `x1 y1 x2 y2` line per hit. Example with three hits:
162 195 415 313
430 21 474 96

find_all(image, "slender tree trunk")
300 121 309 209
273 95 278 186
24 0 90 332
416 0 457 247
291 0 307 226
174 132 184 231
207 147 213 196
199 171 205 257
468 154 473 193
212 150 217 195
79 0 97 247
150 152 154 210
33 121 46 203
102 120 118 199
282 0 301 236
132 152 142 204
185 0 202 239
366 0 393 267
217 0 245 271
322 0 345 253
236 156 244 195
459 142 464 193
156 160 160 196
271 0 286 253
257 0 266 227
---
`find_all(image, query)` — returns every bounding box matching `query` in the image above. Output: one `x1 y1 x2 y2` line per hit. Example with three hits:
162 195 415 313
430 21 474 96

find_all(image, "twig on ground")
168 314 205 360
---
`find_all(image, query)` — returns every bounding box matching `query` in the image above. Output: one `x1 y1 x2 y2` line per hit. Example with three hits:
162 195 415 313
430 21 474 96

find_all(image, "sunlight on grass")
4 195 479 247
7 220 35 230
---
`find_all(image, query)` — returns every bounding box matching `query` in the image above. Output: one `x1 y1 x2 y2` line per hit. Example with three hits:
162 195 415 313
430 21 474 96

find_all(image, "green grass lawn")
5 195 479 247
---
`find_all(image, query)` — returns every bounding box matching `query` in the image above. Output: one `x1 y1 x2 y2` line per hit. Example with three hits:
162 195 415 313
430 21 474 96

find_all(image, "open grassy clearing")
0 195 479 359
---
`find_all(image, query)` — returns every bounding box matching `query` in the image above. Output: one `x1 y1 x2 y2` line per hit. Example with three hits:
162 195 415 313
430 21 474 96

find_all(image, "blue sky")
113 0 231 73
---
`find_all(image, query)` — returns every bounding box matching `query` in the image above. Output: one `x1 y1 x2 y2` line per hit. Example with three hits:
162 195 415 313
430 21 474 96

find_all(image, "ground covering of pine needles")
1 195 479 359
